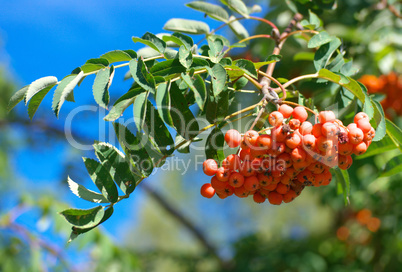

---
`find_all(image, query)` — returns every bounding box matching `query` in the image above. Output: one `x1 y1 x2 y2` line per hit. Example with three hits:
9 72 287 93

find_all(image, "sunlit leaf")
133 92 149 132
155 82 174 127
308 31 332 48
186 1 229 22
371 100 386 142
386 119 402 152
228 16 249 39
60 206 105 229
314 37 341 71
179 45 193 68
380 155 402 177
100 50 137 63
8 85 28 112
25 76 58 104
80 58 109 73
163 32 194 50
92 66 114 109
221 0 249 18
163 18 210 35
129 59 156 93
181 73 207 110
67 176 109 203
132 32 166 53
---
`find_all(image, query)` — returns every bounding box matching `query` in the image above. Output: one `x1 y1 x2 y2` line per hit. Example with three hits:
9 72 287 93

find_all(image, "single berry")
292 106 308 122
203 159 218 176
354 112 369 123
225 129 242 148
228 172 245 188
244 176 260 191
244 130 259 147
253 192 266 203
299 121 313 135
267 191 283 205
319 111 336 123
279 104 294 118
269 111 284 127
289 118 301 130
200 183 215 198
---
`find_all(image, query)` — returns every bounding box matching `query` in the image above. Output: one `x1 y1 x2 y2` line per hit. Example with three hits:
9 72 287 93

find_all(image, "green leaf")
92 66 114 109
254 55 282 69
301 10 320 29
340 60 359 77
294 52 315 61
129 59 155 93
386 119 402 153
361 84 374 120
221 0 249 18
181 73 207 110
371 100 386 142
80 58 109 73
208 63 227 97
186 1 229 22
331 167 350 206
179 46 193 69
380 155 402 177
228 16 249 39
206 87 229 124
27 83 57 120
314 37 341 71
155 82 174 127
143 100 175 154
133 92 149 132
100 50 137 63
233 77 248 90
317 69 365 103
357 135 396 159
150 58 186 78
83 158 119 203
104 87 145 122
170 83 199 139
234 59 258 78
163 18 210 35
248 4 262 14
52 71 85 117
205 127 225 163
67 176 109 203
308 31 332 48
93 142 138 195
326 53 345 72
163 32 194 50
60 206 105 229
132 32 166 54
25 76 58 104
207 35 225 63
8 85 28 112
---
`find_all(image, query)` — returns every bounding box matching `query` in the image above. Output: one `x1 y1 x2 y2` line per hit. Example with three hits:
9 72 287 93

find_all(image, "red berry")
244 176 260 191
348 128 364 145
253 192 266 203
203 159 218 176
200 183 215 198
228 172 245 188
244 130 259 147
267 191 283 205
225 129 242 148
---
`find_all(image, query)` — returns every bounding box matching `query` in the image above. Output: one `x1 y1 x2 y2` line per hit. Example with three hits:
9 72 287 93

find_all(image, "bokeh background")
0 0 401 271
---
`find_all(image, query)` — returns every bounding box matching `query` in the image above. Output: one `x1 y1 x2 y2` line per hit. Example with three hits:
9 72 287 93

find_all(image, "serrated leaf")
8 85 29 112
68 206 114 242
179 45 193 69
308 31 332 48
254 55 282 69
100 50 137 63
67 177 109 203
228 16 249 40
371 100 386 141
104 87 145 122
60 206 105 229
129 59 155 93
83 158 119 203
163 32 194 50
93 142 138 195
92 66 114 109
208 63 227 97
163 18 210 35
181 73 207 110
331 167 350 206
386 119 402 153
53 71 85 117
155 82 174 126
81 58 109 73
221 0 249 18
186 1 229 22
380 155 402 177
170 83 199 139
27 83 57 120
314 37 342 71
205 127 225 163
25 76 58 104
132 32 166 54
234 59 258 78
133 92 149 132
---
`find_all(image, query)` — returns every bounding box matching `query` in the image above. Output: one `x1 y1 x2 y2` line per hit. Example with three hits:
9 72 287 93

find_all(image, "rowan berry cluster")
201 105 375 205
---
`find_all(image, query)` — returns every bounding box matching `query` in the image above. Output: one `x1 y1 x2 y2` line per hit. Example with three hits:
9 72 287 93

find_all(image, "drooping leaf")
52 71 85 117
221 0 249 18
67 176 109 203
80 58 109 73
186 1 229 22
181 73 207 110
308 31 332 48
27 83 57 120
163 19 210 35
314 37 342 71
331 167 350 206
380 155 402 177
60 206 105 229
162 32 194 50
170 83 199 139
92 66 114 109
100 50 137 63
228 16 249 39
179 45 193 69
129 59 156 93
234 59 258 78
208 63 227 97
386 119 402 153
25 76 58 104
371 100 386 142
83 158 119 203
205 127 225 163
132 32 166 53
133 92 149 132
104 87 146 122
93 142 138 195
155 82 174 126
8 85 28 112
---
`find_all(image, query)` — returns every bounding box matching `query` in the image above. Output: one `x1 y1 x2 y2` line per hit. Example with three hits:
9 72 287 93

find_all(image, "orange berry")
283 189 297 203
203 159 218 176
244 176 260 191
269 111 284 127
276 183 289 194
353 141 368 155
253 191 266 203
302 134 316 150
292 106 308 122
367 217 381 232
271 142 286 156
210 176 227 191
336 226 350 241
216 167 231 182
319 111 336 123
250 146 266 158
364 127 376 141
293 160 310 172
228 172 245 188
285 132 301 149
299 121 313 135
225 129 242 148
263 183 278 191
291 147 306 163
225 154 241 170
289 118 301 130
348 128 364 144
338 155 353 170
239 148 252 161
347 123 357 131
239 160 256 177
356 119 372 134
279 104 294 118
339 142 354 156
277 153 292 169
244 130 259 147
354 112 369 123
312 123 323 138
297 169 315 186
267 191 283 205
321 122 339 137
233 186 249 198
256 134 272 150
200 183 215 198
321 169 332 186
258 173 273 187
356 209 372 225
317 136 334 152
271 126 287 142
